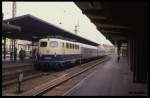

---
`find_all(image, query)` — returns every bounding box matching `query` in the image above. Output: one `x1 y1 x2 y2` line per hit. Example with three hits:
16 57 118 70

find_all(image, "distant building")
2 38 33 56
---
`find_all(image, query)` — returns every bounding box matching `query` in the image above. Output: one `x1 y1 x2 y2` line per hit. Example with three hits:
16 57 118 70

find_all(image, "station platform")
2 57 33 69
64 54 148 96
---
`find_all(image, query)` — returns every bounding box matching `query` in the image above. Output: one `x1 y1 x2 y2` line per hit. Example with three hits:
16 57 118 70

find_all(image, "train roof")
3 14 99 46
39 38 97 48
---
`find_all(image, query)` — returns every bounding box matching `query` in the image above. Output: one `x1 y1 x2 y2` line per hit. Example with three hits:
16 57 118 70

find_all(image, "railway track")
3 65 33 78
3 64 33 72
2 56 105 87
2 71 44 87
2 55 110 96
18 56 110 96
2 65 38 87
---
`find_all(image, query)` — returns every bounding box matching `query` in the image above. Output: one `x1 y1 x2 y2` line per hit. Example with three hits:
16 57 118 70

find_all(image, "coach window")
68 43 69 48
70 43 71 49
72 44 74 49
69 44 71 49
69 43 71 49
68 43 70 48
62 42 64 48
66 43 69 48
73 44 74 49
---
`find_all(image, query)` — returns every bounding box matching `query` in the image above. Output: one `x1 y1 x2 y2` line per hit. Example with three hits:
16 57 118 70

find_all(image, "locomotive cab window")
49 41 58 48
40 42 47 47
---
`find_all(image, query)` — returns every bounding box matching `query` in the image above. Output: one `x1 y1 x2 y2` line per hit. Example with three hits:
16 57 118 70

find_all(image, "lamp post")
17 70 24 93
74 17 80 35
12 2 17 61
59 10 66 25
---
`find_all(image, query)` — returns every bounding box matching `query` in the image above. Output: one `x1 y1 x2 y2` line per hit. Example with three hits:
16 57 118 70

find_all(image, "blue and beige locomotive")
34 37 107 70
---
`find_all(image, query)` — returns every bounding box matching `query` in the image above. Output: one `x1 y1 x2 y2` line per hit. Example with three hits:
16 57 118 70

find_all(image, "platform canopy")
75 2 148 44
2 22 21 33
3 14 99 46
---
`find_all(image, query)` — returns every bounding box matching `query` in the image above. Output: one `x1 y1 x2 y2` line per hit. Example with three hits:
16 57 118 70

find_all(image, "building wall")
2 38 32 55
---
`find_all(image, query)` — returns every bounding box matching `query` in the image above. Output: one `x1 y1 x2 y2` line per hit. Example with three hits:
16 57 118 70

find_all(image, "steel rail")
19 56 109 96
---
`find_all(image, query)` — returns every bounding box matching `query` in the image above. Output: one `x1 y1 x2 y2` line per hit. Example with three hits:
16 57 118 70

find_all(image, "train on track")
34 37 110 70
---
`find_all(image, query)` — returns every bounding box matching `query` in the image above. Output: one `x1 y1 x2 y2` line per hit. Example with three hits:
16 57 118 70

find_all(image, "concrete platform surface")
64 54 147 96
2 58 33 69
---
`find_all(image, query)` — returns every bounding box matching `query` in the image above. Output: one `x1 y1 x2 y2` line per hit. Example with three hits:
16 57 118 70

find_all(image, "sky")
2 2 113 46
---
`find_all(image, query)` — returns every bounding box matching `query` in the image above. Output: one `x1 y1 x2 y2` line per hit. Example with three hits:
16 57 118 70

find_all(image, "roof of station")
3 14 99 46
2 22 21 33
75 2 148 44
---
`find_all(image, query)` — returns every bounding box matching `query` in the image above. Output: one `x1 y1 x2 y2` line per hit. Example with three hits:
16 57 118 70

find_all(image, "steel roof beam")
95 23 128 29
100 30 123 34
75 2 102 10
81 9 103 15
89 16 107 21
